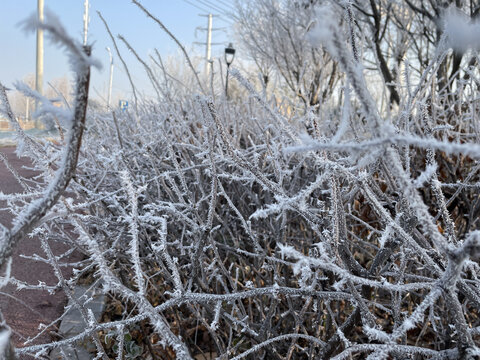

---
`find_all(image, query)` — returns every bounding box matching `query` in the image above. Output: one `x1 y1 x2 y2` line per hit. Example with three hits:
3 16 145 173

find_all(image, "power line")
182 0 233 24
181 0 235 67
197 0 228 12
196 0 231 17
201 0 234 12
181 0 209 13
199 0 238 20
216 0 236 12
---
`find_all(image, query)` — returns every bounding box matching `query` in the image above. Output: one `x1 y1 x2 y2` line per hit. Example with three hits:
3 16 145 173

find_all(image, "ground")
0 146 82 358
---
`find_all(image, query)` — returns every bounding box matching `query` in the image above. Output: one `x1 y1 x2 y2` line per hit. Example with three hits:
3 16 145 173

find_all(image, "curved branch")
0 46 92 266
131 0 205 94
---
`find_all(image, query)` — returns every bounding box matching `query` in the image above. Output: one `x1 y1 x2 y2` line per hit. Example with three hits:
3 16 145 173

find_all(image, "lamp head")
225 43 236 66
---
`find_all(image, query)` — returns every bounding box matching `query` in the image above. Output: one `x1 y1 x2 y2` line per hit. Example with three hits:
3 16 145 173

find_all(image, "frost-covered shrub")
2 2 480 360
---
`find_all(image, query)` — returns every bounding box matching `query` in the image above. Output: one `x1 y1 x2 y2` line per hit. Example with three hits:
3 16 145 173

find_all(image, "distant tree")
8 74 72 124
349 0 480 108
48 75 73 106
8 74 35 120
235 0 341 108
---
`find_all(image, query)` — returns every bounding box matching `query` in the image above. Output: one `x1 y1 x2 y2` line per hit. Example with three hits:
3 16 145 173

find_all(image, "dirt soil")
0 146 83 358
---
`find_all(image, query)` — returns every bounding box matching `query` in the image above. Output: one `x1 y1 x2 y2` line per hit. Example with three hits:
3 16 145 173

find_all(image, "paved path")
0 146 83 358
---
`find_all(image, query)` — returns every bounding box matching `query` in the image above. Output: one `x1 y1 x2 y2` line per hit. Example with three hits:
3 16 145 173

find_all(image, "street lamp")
224 43 236 99
106 47 114 111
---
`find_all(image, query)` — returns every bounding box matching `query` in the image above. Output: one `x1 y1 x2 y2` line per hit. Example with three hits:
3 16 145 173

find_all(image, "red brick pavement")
0 146 83 357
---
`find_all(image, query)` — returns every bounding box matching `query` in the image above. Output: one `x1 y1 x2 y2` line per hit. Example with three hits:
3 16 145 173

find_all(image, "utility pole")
35 0 44 114
205 14 212 76
26 98 30 122
83 0 90 46
106 47 114 110
195 14 223 78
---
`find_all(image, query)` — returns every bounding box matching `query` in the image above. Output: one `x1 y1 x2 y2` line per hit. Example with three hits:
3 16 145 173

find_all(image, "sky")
0 0 236 107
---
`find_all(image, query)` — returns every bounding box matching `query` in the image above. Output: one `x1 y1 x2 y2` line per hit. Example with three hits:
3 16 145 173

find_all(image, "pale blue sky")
0 0 235 104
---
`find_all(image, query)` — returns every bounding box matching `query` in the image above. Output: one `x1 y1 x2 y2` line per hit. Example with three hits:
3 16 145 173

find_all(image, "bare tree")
235 0 341 108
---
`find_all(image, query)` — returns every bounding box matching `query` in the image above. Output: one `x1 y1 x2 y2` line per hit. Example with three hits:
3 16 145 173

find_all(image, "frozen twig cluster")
2 1 480 359
0 11 97 359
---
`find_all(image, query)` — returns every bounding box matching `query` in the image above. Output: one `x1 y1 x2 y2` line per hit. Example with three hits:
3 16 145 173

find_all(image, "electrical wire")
200 0 238 20
181 0 210 13
182 0 234 25
216 0 236 12
201 0 235 13
196 0 232 17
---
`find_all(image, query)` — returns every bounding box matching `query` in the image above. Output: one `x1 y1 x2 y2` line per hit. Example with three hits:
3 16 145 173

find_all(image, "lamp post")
224 43 235 99
106 47 114 111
